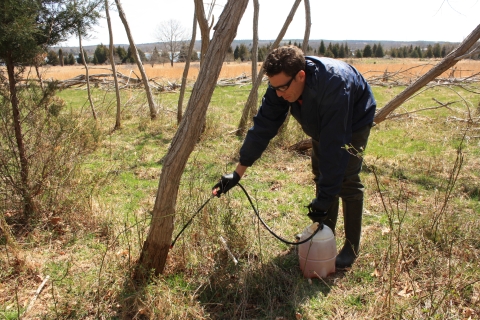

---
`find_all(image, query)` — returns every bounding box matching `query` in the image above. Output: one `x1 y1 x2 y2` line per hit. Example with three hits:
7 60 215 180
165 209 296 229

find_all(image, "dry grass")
350 58 480 80
23 58 480 83
32 61 258 82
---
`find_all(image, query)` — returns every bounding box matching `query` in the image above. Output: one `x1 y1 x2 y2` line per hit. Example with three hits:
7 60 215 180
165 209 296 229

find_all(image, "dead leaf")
463 307 475 318
295 312 303 319
49 217 62 225
397 283 414 297
116 250 129 257
371 268 382 278
270 183 281 191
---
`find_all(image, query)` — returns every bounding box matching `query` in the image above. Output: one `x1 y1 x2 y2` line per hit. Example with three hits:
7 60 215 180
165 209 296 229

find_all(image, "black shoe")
336 199 363 269
335 242 358 269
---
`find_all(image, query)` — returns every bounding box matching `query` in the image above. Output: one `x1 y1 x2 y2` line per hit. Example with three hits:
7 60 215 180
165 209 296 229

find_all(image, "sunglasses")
268 75 295 92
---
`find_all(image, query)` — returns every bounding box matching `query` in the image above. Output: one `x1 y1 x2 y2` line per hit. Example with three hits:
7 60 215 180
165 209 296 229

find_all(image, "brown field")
15 58 480 83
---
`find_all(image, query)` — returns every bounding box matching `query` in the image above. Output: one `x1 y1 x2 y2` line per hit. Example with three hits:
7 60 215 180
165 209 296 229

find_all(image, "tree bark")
251 0 259 86
6 57 35 217
374 23 480 124
194 0 213 66
137 0 249 278
105 0 122 130
59 49 64 67
237 0 303 136
302 0 311 54
115 0 157 120
177 13 197 124
79 32 97 121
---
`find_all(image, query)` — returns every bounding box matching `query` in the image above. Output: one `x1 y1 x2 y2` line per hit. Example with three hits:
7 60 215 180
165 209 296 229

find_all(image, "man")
212 46 376 269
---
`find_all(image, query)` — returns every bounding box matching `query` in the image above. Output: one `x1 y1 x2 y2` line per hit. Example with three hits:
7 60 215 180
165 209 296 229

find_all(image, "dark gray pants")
311 124 372 232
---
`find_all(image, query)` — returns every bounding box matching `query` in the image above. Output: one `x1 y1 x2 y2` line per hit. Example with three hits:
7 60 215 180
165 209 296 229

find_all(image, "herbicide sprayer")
171 183 336 278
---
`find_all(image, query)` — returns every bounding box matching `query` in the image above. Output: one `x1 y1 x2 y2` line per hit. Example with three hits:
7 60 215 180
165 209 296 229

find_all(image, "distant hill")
55 39 460 55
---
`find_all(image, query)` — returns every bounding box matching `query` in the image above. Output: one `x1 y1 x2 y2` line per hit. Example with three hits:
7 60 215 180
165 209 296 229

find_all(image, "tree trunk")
59 49 64 67
105 0 122 130
6 57 35 217
302 0 311 53
194 0 213 66
137 0 249 279
115 0 157 120
237 0 303 136
177 13 197 124
79 32 97 121
34 65 44 92
251 0 259 85
374 24 480 124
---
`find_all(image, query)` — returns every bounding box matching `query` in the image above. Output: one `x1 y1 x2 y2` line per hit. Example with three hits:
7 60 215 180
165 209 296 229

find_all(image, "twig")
312 271 332 289
454 46 480 60
22 275 50 318
386 99 457 119
219 235 238 265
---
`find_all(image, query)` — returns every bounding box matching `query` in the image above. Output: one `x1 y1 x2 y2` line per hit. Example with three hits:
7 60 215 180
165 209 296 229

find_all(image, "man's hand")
307 198 327 224
212 171 241 197
308 198 325 212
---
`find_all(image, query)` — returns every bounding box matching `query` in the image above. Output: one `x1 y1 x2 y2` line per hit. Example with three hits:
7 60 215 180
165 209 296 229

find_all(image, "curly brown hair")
262 45 305 77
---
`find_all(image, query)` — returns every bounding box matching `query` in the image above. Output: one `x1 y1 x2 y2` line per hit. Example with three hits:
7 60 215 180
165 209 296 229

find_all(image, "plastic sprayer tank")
298 223 337 278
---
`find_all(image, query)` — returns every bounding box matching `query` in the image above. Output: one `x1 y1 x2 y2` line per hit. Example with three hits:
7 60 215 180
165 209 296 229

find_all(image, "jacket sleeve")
314 73 354 211
239 88 290 166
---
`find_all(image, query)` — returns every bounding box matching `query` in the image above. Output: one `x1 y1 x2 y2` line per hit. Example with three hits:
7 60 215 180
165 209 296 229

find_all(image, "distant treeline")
46 44 199 66
45 40 468 67
232 40 463 62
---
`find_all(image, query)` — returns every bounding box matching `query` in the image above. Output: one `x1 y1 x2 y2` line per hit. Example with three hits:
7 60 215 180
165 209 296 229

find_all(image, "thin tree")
156 20 187 67
59 48 64 66
78 30 97 120
251 0 260 103
150 47 160 67
194 0 215 65
136 0 249 279
237 0 303 136
114 0 157 120
177 13 197 124
236 0 259 135
105 0 122 130
73 0 103 121
302 0 311 53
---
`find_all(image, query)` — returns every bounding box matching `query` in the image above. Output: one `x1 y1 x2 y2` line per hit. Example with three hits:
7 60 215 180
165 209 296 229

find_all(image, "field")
1 58 479 319
35 58 480 83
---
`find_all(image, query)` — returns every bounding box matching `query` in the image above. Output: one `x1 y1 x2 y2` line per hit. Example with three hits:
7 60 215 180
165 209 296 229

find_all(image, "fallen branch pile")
361 64 480 87
42 71 183 92
37 71 260 91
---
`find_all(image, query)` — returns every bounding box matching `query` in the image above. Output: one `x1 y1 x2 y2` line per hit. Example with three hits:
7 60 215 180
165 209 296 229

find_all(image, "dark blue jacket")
239 56 376 204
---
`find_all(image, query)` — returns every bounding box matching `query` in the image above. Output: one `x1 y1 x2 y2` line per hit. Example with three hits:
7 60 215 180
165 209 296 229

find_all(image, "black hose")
170 196 213 248
237 183 321 245
170 184 321 248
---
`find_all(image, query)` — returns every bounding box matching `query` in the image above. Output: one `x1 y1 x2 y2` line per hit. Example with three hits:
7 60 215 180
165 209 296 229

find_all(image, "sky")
61 0 480 47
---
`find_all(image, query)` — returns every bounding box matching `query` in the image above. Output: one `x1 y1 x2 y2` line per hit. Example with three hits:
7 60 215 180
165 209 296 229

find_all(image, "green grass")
1 69 479 319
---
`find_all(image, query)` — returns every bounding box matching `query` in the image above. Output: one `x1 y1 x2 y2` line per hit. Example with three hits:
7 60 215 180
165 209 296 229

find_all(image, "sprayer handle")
307 210 327 225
